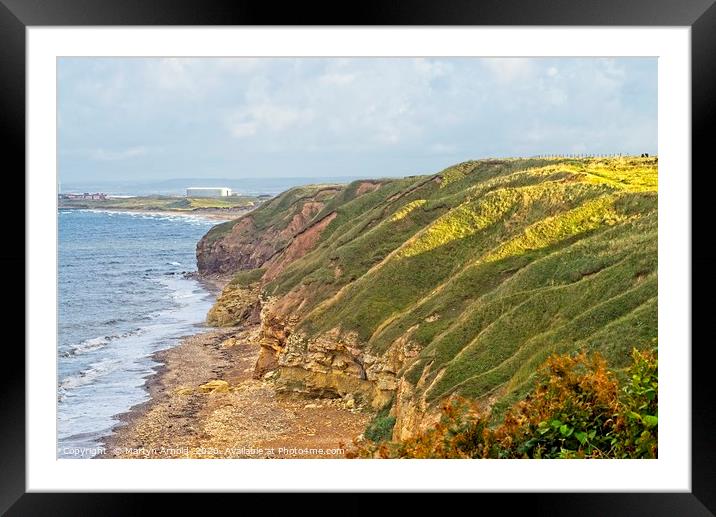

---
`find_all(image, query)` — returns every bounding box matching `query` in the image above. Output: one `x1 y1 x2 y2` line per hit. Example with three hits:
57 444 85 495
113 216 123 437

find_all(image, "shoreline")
99 324 370 459
59 206 247 222
190 272 228 296
67 209 369 459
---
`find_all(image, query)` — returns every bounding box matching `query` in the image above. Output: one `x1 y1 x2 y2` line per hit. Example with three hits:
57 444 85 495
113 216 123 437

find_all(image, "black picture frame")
3 0 713 513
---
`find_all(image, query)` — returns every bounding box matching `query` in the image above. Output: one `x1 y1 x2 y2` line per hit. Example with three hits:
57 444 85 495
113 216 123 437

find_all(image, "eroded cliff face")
206 282 261 327
197 217 265 275
196 186 342 277
252 299 447 439
198 180 405 415
262 212 337 282
197 160 659 441
248 297 448 443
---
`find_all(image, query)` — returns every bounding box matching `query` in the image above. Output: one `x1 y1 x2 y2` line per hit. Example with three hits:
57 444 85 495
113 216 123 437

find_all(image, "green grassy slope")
205 157 658 419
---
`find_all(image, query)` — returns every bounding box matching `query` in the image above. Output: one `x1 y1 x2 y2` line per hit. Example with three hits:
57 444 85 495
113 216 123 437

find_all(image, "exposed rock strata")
206 283 261 327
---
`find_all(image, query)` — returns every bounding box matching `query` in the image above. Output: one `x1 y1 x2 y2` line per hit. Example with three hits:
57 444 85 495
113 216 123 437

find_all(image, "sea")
57 209 221 458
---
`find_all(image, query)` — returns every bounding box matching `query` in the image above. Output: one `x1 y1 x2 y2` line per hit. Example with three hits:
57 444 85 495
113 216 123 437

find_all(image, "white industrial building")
186 187 232 198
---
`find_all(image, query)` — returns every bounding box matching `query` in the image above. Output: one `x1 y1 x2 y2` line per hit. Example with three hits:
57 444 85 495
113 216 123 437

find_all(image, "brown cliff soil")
196 192 335 276
262 212 337 282
102 327 369 459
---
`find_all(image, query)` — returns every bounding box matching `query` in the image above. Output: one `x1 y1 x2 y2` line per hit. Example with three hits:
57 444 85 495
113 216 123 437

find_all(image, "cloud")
227 104 314 138
320 73 356 85
150 58 195 91
483 58 536 83
545 88 568 106
146 58 262 95
58 57 657 183
89 146 149 161
413 58 451 78
376 125 401 145
428 143 457 154
214 57 261 72
227 121 257 138
254 105 314 131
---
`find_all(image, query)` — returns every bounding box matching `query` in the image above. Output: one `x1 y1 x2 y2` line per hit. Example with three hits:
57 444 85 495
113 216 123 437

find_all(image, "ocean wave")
58 209 216 453
62 330 141 357
58 357 123 400
101 318 126 325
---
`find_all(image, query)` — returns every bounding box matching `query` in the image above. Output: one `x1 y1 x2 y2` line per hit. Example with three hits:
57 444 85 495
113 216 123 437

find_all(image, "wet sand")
101 326 369 459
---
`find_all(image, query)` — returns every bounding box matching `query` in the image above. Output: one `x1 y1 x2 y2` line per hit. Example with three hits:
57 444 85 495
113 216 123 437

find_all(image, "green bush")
613 346 658 458
364 406 396 443
349 348 657 459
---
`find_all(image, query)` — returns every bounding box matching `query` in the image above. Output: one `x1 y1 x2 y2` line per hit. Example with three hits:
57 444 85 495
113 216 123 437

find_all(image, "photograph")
0 0 709 506
56 56 659 460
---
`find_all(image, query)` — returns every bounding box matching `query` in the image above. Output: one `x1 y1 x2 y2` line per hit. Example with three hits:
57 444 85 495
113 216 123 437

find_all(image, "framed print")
3 0 714 513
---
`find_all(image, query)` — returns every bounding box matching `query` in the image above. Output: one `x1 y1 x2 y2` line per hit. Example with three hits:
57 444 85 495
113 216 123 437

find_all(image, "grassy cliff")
199 157 657 435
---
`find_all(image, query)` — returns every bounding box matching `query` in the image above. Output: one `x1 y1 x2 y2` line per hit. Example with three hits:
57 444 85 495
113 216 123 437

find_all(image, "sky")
58 57 657 185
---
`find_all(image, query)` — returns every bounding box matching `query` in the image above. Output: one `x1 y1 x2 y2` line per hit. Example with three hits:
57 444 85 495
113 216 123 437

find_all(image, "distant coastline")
58 194 269 221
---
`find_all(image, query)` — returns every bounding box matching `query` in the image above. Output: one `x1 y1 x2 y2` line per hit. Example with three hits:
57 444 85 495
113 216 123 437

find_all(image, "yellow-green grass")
229 267 266 287
390 199 427 222
207 156 657 419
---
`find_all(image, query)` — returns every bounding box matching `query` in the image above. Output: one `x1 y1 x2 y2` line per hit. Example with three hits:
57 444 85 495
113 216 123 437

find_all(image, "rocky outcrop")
199 379 231 393
197 217 269 275
252 298 297 379
252 299 422 416
206 282 261 327
391 365 445 441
